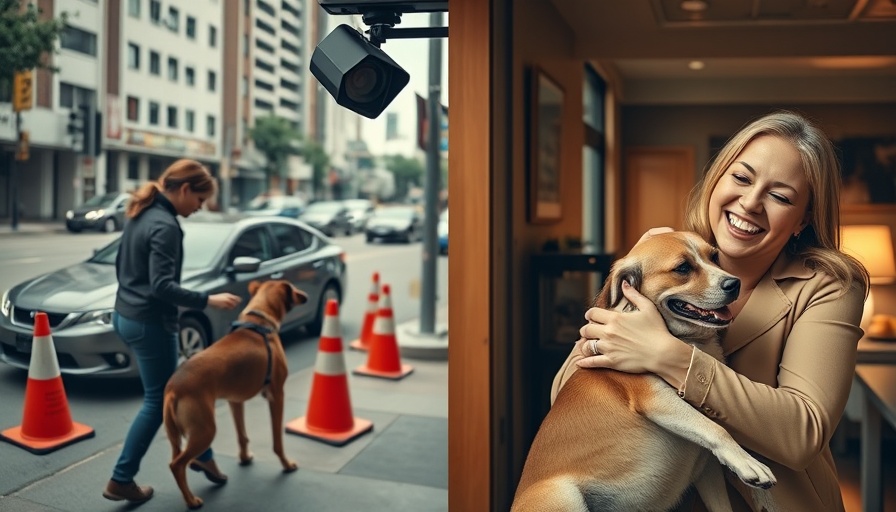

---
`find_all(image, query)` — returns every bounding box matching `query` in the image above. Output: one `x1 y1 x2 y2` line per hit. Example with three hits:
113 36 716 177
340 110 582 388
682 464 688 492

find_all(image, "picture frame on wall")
837 136 896 214
528 67 564 224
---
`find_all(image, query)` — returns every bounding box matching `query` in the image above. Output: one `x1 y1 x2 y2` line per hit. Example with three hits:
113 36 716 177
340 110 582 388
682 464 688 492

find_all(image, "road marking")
3 257 41 265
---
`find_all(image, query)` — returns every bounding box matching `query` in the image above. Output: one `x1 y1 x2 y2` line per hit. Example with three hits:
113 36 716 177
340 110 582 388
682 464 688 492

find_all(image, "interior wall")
621 103 896 316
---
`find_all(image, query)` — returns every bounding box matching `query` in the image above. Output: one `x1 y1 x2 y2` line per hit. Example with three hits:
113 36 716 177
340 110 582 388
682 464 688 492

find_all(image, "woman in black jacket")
103 159 241 503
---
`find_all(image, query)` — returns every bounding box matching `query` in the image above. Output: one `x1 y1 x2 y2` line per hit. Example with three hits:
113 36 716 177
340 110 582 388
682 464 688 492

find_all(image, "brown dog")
163 279 308 509
512 232 777 512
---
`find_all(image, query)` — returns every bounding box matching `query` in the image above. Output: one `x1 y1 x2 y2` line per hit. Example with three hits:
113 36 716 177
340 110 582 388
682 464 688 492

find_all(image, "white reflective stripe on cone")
322 315 341 339
315 351 347 376
373 315 395 335
28 334 62 381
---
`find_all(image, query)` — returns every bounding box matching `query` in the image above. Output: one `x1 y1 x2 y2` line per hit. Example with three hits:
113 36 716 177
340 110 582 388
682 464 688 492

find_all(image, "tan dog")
512 232 777 512
163 279 308 509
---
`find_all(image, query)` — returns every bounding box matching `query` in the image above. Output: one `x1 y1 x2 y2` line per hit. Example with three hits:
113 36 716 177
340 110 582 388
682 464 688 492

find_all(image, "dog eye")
710 251 720 265
674 262 692 274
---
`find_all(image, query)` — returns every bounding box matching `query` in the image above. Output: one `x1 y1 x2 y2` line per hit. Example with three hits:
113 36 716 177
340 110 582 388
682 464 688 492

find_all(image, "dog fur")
511 232 777 512
163 279 308 509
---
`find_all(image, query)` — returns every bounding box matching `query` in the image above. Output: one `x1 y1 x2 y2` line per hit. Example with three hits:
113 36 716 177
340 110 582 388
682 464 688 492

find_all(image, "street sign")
13 71 33 113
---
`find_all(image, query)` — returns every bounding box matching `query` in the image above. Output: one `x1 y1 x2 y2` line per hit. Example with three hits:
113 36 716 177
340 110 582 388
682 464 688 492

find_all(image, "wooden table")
854 364 896 512
857 337 896 364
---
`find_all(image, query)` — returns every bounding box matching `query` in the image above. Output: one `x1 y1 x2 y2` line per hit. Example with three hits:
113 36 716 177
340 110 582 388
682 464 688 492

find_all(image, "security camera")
310 24 410 119
318 0 448 16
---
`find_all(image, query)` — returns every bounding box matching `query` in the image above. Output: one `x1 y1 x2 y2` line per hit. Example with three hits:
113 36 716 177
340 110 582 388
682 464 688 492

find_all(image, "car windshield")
83 192 123 208
88 223 233 269
304 202 343 213
374 207 414 219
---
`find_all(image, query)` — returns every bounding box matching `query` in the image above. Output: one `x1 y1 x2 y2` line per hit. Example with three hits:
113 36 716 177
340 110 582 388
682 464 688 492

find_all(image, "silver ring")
588 339 599 356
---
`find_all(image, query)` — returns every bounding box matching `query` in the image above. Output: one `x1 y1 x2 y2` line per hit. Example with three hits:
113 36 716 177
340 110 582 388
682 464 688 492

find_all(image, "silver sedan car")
0 214 347 379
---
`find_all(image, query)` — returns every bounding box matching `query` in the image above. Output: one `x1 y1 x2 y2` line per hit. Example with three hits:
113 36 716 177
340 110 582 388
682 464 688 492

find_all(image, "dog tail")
163 391 183 457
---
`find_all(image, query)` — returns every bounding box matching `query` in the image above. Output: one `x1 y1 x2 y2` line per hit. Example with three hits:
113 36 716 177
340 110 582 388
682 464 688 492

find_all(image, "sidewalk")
0 220 68 236
0 317 449 512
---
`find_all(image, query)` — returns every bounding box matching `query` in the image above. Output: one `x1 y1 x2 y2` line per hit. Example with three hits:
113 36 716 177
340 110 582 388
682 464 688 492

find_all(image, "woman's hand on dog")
576 281 690 385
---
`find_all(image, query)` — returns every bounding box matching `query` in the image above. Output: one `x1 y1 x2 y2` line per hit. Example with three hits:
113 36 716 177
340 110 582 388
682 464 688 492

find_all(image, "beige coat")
550 251 865 511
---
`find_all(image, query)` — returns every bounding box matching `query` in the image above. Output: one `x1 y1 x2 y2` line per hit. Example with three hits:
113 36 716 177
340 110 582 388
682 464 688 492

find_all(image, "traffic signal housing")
13 70 33 112
67 107 85 153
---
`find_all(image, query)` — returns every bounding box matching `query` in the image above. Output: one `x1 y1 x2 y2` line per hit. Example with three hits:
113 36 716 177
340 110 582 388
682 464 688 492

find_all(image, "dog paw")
723 455 776 489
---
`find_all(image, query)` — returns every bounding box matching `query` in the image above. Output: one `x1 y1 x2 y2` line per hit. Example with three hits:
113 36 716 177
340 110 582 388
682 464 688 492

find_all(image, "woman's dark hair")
126 159 216 218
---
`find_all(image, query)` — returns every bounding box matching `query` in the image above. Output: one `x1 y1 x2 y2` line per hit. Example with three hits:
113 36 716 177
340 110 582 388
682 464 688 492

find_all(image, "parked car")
241 195 306 218
65 192 130 233
438 208 449 255
342 198 376 232
298 200 354 237
365 205 423 244
0 215 347 379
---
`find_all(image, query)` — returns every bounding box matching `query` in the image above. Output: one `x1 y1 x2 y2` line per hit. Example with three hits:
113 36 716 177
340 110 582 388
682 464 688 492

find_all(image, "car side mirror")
229 256 262 274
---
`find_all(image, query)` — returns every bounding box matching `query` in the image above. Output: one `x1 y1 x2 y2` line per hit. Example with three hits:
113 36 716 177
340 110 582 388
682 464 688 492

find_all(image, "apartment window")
60 25 97 56
127 43 140 69
255 18 275 35
167 106 178 128
59 83 95 109
127 96 140 121
281 19 298 36
254 98 273 111
207 115 216 137
186 16 196 39
241 76 248 96
582 64 607 251
279 98 299 112
185 110 195 132
149 51 160 75
168 57 178 81
149 102 160 125
207 71 216 92
243 35 249 56
254 79 273 92
256 38 274 54
208 25 217 47
281 1 300 17
185 67 195 86
150 0 161 23
257 0 275 16
168 7 179 32
128 0 141 18
257 58 275 73
127 156 140 180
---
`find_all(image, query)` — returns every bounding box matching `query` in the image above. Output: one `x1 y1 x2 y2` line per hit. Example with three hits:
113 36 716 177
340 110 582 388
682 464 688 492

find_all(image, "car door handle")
270 272 284 279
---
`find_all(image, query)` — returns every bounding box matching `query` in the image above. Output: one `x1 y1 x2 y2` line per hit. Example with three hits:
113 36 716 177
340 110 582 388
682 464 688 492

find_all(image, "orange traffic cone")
353 284 414 380
286 299 373 446
1 312 95 454
349 271 379 352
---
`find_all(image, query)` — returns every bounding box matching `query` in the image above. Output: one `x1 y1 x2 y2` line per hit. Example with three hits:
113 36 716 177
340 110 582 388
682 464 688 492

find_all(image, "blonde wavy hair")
127 159 216 218
684 110 869 295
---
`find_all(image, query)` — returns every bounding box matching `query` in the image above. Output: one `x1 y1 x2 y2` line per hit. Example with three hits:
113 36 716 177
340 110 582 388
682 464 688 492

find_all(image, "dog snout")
721 277 740 300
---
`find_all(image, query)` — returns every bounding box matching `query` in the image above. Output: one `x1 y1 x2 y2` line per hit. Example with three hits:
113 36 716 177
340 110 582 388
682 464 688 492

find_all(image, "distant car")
298 201 354 237
241 195 306 218
342 198 375 233
0 215 347 379
65 192 130 233
437 209 448 255
365 205 423 244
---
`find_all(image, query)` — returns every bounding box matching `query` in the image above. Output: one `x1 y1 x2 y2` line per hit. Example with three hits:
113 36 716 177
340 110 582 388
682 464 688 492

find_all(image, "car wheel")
307 283 340 336
102 218 117 233
178 316 209 365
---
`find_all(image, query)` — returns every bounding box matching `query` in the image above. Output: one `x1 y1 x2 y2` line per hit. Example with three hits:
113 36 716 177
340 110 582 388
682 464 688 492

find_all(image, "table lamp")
840 224 896 331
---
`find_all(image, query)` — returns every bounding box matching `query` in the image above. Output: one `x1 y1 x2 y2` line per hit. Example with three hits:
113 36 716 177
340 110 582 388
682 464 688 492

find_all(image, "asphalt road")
0 229 448 497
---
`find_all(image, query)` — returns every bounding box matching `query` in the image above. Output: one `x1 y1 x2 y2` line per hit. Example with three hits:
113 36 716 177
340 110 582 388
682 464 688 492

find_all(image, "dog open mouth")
668 299 733 326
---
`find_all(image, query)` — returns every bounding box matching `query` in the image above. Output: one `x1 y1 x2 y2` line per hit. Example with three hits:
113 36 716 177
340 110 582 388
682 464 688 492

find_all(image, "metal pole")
10 112 21 231
419 11 443 334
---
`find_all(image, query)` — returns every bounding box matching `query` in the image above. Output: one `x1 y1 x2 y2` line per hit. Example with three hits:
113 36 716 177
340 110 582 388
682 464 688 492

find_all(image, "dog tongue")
712 306 733 322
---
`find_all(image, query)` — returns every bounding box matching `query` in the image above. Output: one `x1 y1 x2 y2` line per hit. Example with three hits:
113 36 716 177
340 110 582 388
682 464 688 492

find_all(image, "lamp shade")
840 224 896 284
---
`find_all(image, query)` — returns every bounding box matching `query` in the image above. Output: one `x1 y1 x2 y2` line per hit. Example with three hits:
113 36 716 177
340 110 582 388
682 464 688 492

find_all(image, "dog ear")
594 261 642 309
248 280 261 296
284 282 308 306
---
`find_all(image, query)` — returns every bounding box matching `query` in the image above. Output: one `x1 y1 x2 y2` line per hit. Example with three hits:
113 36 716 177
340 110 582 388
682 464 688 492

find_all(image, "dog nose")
721 277 740 297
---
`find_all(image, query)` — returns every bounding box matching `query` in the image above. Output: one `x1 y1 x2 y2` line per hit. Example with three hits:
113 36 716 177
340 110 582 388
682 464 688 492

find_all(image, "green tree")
249 115 330 195
0 0 67 99
383 154 424 200
249 115 303 192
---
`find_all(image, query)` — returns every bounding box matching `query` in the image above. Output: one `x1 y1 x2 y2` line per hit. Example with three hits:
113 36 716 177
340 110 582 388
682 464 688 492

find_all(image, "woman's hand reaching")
208 293 242 310
576 281 692 387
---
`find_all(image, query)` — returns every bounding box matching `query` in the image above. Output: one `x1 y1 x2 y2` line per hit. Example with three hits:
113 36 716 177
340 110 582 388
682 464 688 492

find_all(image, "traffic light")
13 70 33 112
67 108 85 153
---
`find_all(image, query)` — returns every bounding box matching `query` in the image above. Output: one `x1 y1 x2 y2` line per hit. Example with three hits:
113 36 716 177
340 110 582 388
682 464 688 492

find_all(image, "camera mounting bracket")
359 10 448 48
